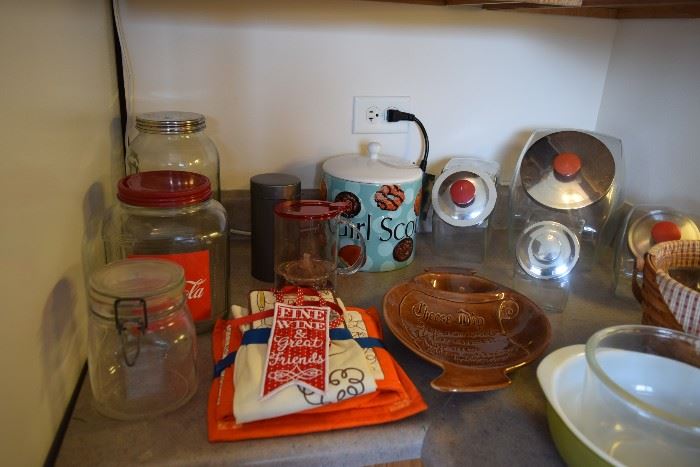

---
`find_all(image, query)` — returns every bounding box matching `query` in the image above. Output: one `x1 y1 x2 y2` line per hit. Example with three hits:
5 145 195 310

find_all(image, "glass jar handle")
337 218 366 275
114 298 148 367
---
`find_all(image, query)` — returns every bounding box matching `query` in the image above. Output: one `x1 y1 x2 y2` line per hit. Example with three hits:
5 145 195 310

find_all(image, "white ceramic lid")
323 142 423 184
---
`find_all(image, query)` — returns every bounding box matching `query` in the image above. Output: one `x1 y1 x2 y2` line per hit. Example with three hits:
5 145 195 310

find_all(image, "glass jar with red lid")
101 170 228 333
273 200 366 292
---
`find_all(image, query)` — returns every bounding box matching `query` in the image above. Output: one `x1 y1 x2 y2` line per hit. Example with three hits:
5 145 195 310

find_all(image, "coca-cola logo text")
186 278 207 300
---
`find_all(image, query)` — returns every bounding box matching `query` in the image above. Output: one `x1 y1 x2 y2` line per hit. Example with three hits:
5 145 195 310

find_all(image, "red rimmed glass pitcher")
273 200 366 292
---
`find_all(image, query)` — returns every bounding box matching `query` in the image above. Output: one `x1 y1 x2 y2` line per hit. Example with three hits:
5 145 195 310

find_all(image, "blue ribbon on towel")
212 328 385 378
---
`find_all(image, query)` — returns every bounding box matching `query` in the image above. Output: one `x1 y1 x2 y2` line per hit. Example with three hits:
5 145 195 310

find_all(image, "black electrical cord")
386 109 429 173
386 109 434 228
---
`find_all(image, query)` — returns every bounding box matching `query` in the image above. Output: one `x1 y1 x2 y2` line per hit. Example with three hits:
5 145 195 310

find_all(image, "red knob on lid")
449 179 476 207
651 221 682 244
553 152 582 178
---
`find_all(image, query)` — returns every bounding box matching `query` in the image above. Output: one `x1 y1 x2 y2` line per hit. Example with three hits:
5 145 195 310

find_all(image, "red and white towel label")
261 303 330 399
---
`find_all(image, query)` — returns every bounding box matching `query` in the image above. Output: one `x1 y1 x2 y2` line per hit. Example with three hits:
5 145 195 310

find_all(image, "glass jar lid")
135 111 206 134
516 221 580 279
520 131 615 210
432 162 497 227
89 258 185 319
627 209 700 260
117 170 212 208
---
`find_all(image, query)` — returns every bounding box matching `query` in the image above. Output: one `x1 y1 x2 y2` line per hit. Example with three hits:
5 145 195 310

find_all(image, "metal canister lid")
516 221 580 279
250 173 301 200
627 210 700 260
432 158 498 227
135 111 206 134
520 131 615 210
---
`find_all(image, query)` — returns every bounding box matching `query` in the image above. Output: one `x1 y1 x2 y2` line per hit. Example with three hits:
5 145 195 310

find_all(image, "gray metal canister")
250 173 301 282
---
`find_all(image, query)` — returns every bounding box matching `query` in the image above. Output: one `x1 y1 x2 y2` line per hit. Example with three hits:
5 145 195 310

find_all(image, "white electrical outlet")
353 96 410 134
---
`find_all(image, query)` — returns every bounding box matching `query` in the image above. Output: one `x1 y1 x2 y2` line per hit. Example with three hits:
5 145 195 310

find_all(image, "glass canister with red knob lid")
612 205 700 299
509 129 624 249
508 129 623 312
101 170 229 333
430 157 499 263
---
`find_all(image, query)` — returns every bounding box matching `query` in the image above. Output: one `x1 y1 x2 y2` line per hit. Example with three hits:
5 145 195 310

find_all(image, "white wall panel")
0 1 121 464
596 20 700 214
118 0 618 187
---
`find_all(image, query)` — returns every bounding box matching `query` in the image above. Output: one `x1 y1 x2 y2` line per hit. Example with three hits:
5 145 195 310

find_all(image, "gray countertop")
56 230 640 466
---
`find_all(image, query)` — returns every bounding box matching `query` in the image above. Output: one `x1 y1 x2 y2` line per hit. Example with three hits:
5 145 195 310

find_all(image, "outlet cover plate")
352 96 410 134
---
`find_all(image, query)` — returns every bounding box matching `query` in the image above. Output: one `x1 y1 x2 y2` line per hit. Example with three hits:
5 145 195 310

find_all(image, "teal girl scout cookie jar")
321 142 423 272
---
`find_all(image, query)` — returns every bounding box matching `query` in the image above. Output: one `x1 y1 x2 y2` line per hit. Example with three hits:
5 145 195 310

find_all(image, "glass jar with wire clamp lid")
87 258 197 420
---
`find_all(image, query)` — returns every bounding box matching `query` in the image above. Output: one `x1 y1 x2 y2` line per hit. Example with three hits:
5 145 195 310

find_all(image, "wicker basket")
633 240 700 337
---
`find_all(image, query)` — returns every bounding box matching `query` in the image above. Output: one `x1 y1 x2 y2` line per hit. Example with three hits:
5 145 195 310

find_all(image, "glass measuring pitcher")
273 200 366 291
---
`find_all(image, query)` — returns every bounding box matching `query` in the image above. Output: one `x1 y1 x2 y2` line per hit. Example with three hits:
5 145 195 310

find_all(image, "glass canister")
612 205 700 299
126 111 221 200
101 170 229 333
88 258 197 420
431 157 500 263
513 219 581 312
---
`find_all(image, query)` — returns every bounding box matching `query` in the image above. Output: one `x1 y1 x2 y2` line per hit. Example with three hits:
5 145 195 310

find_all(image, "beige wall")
596 20 700 215
118 0 618 187
0 1 122 464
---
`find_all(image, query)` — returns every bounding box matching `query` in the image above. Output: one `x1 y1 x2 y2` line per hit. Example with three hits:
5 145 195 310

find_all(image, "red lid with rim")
274 200 349 220
651 221 682 243
449 179 476 207
553 152 582 178
117 171 212 208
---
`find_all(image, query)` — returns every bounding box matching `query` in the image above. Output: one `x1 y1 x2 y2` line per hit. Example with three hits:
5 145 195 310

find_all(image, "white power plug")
352 96 410 134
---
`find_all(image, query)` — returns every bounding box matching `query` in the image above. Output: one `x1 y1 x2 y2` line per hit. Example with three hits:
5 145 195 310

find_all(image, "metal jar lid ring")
135 111 206 134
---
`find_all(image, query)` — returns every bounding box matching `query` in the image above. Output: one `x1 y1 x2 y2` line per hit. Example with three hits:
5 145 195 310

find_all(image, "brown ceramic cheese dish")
383 270 551 392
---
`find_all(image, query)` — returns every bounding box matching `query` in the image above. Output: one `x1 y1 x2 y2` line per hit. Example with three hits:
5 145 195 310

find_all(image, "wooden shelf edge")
363 0 700 17
482 3 700 18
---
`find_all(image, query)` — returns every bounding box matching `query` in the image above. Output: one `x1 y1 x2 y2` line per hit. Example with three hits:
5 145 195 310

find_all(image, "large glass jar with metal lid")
126 111 221 200
88 258 197 420
101 170 228 333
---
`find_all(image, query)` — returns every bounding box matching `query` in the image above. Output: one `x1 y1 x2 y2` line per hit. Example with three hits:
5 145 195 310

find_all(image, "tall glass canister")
126 111 221 200
101 170 229 333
